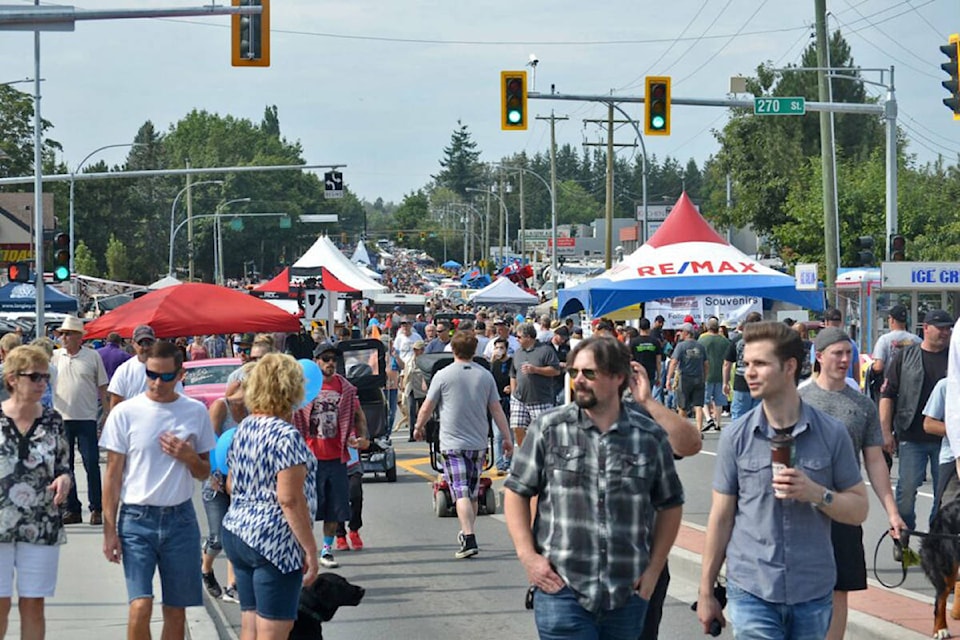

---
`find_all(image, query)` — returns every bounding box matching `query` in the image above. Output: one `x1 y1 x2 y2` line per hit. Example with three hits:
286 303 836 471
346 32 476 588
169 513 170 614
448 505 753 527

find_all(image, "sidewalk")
669 521 940 640
5 462 218 639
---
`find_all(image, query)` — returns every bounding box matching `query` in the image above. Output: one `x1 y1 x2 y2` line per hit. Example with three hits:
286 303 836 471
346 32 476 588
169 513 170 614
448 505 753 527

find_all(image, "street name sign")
754 97 806 116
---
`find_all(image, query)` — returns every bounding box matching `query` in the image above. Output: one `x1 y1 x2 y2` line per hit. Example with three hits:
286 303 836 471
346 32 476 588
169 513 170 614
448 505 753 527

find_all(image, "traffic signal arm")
232 0 270 67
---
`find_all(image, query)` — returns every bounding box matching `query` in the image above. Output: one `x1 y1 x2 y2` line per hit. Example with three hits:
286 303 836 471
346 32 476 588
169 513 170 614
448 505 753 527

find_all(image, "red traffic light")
7 262 30 283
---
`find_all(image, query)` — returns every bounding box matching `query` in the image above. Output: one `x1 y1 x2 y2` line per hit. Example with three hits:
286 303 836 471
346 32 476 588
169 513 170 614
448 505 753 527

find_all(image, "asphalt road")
203 431 940 638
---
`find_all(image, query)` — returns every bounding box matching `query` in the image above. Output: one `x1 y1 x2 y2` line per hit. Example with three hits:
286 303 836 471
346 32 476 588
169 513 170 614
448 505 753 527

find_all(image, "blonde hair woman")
221 354 317 639
0 345 71 638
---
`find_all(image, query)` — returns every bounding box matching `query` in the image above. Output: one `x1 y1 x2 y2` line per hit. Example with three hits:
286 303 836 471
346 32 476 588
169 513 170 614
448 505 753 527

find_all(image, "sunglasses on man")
145 369 180 382
317 354 337 363
567 367 599 381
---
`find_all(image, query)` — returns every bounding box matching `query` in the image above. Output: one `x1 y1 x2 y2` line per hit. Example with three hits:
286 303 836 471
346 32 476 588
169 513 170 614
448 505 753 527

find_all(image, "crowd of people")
0 292 957 639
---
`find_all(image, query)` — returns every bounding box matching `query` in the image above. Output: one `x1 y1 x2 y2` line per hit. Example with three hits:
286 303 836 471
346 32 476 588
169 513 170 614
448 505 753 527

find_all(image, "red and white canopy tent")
558 192 825 317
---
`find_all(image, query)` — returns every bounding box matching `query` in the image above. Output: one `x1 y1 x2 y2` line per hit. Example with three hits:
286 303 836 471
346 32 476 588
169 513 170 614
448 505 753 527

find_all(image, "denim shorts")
704 382 725 406
117 500 202 607
222 527 303 620
315 459 351 523
726 581 832 640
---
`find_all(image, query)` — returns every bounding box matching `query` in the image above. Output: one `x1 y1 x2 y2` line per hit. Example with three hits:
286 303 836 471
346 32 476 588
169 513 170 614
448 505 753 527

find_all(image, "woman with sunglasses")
222 353 318 639
0 345 72 639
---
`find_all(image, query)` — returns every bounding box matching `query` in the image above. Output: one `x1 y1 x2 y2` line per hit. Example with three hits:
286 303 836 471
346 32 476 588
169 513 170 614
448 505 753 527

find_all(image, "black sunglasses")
318 354 337 363
18 372 51 383
567 367 598 381
137 339 156 348
145 369 180 382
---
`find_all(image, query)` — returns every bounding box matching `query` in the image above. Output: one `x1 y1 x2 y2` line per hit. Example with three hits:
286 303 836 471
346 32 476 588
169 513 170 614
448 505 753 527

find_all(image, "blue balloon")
298 358 323 409
214 427 236 475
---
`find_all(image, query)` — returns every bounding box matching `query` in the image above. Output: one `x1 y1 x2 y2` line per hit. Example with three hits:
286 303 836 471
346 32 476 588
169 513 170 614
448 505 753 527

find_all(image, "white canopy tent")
290 235 386 294
468 277 539 306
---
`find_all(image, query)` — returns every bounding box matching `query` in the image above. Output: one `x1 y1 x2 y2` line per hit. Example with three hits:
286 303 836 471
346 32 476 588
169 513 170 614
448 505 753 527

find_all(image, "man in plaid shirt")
504 336 684 638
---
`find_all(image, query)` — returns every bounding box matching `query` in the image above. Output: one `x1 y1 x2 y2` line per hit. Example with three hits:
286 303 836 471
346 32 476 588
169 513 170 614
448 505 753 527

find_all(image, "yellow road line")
396 456 507 484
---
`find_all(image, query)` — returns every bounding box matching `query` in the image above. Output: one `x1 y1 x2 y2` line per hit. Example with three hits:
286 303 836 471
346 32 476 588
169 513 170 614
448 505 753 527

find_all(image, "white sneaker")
320 549 339 568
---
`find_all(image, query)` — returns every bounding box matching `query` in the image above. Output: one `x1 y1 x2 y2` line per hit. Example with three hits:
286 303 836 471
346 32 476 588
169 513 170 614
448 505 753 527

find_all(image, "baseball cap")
313 340 339 358
888 304 908 323
814 327 849 353
572 326 583 336
132 325 155 343
683 315 696 324
493 317 507 325
923 309 954 327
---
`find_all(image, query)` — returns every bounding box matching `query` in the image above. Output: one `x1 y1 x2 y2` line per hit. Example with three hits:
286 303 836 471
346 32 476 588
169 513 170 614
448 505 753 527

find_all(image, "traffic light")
854 236 875 267
52 232 70 282
500 71 528 131
644 76 672 136
890 234 906 261
419 231 426 241
940 34 960 119
231 0 270 67
6 262 30 283
397 231 404 242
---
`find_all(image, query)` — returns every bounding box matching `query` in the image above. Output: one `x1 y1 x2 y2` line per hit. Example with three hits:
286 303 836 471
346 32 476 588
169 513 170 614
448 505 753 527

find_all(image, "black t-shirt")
490 357 513 399
630 336 662 385
882 346 948 442
724 337 749 393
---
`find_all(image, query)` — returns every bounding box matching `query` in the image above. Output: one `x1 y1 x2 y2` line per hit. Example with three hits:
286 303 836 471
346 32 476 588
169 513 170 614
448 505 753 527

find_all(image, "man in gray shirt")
667 323 708 433
413 331 512 559
509 323 561 447
870 304 920 375
799 327 905 640
698 322 867 639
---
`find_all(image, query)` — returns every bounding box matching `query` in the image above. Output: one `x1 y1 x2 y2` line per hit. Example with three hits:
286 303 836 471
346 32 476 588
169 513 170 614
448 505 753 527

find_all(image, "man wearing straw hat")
52 315 109 526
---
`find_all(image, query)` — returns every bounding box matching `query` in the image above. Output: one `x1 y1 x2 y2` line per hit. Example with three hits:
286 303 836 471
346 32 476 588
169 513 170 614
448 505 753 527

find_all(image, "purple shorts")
441 450 486 500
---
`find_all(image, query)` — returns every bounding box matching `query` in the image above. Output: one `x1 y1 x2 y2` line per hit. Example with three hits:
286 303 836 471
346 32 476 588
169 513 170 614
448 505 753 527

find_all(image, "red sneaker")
334 536 349 551
348 530 364 551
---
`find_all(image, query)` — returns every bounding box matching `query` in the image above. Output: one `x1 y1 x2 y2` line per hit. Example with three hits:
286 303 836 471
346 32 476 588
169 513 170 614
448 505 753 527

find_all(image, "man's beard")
574 387 597 409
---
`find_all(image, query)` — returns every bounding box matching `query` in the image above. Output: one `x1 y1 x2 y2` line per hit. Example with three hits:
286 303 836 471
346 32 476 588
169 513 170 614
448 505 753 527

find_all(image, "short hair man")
292 340 368 570
813 308 860 384
424 320 452 354
392 319 422 366
880 308 952 532
482 319 520 359
53 316 110 526
96 331 132 381
799 327 906 639
698 317 732 432
413 331 512 558
100 340 216 640
870 304 920 375
504 337 684 638
698 322 868 638
722 311 763 419
667 323 708 432
630 317 663 400
107 325 182 408
509 323 561 447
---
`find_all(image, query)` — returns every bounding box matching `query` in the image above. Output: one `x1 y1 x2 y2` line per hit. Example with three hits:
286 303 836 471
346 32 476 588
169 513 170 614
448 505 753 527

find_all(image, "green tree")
433 121 484 197
73 240 99 277
105 234 130 282
0 84 61 183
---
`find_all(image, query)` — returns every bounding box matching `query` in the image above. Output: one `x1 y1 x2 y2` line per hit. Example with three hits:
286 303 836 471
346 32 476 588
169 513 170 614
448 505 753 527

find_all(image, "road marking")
397 455 510 484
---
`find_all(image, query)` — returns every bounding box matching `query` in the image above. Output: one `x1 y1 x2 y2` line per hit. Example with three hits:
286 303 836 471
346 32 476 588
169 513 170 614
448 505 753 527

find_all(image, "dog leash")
871 527 960 589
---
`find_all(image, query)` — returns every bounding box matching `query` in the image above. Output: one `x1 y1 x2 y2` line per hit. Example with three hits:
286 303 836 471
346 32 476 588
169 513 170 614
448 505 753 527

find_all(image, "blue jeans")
731 390 760 420
117 500 202 607
386 388 398 434
201 479 230 556
726 582 832 640
896 440 942 530
493 397 512 470
222 527 303 620
65 420 102 514
533 586 649 640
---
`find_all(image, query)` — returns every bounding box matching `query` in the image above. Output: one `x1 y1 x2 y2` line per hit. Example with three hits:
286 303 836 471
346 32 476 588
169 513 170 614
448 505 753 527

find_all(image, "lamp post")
168 180 224 277
69 143 144 290
466 187 511 267
214 198 251 285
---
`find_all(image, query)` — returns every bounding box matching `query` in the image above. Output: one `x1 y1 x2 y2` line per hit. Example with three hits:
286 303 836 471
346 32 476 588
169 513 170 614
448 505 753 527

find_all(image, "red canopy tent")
250 266 358 300
83 283 301 339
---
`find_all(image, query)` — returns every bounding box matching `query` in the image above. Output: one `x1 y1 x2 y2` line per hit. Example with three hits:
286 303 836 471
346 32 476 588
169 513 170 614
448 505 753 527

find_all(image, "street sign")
795 263 818 291
324 171 343 199
754 97 806 116
299 214 339 223
303 288 332 320
882 261 960 290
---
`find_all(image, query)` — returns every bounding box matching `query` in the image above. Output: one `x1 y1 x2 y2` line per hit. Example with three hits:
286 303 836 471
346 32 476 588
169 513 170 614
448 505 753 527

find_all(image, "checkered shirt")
504 401 684 613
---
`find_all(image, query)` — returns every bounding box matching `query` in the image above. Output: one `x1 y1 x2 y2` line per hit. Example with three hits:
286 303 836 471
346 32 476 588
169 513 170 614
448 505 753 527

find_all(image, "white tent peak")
351 241 372 265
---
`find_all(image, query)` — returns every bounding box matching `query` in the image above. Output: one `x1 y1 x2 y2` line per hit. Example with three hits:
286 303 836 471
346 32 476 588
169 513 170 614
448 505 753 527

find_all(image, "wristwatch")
817 488 834 508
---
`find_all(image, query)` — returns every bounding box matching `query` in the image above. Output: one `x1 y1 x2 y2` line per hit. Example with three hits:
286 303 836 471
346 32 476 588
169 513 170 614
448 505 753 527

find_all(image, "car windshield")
183 364 237 386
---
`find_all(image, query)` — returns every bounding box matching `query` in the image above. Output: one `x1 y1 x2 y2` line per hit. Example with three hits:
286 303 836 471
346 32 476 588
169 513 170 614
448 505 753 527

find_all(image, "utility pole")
583 110 636 269
498 171 505 263
186 161 195 281
484 188 491 270
815 0 839 300
537 111 568 298
519 170 526 264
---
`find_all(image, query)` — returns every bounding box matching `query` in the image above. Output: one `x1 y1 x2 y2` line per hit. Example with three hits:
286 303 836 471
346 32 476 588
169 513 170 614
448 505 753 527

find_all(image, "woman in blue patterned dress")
221 353 318 640
0 345 71 639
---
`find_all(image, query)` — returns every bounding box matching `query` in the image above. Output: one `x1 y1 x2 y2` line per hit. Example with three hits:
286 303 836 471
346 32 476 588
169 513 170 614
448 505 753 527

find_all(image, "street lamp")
70 142 145 290
215 198 251 285
465 187 512 267
168 180 225 277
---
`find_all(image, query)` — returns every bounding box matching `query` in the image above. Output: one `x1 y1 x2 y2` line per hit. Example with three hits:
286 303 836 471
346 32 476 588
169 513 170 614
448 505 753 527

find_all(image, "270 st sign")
754 97 806 116
636 261 759 277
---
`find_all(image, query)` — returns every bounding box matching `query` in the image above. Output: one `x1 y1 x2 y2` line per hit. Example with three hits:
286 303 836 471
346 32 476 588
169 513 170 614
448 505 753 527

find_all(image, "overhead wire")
839 0 935 69
674 0 771 87
828 12 939 79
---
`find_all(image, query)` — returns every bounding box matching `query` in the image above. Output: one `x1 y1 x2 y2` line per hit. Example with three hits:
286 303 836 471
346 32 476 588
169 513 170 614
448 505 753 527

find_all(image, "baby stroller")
337 338 397 482
413 352 497 517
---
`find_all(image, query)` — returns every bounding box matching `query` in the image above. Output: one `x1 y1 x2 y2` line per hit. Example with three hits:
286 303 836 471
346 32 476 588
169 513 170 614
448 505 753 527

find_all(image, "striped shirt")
505 401 684 613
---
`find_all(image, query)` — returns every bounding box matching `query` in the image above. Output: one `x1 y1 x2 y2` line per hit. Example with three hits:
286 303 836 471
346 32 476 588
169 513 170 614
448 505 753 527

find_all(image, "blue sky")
2 0 958 204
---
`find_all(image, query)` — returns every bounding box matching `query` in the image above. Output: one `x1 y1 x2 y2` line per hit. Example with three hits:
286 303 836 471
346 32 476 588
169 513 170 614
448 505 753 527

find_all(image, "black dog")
920 499 960 639
289 572 365 640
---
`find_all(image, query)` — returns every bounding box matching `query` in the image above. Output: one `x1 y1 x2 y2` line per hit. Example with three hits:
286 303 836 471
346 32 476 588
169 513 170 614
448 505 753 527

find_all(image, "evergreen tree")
433 121 483 197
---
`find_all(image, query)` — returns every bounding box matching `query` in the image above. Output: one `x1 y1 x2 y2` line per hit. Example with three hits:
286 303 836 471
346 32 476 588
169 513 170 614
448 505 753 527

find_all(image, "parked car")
182 357 242 408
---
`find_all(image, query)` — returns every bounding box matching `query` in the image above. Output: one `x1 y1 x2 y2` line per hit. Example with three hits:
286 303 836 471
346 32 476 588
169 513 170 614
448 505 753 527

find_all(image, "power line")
839 0 934 69
675 0 771 86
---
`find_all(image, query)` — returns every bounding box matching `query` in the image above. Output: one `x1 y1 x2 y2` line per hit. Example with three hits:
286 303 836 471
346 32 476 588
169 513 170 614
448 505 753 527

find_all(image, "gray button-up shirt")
505 401 684 613
713 401 862 604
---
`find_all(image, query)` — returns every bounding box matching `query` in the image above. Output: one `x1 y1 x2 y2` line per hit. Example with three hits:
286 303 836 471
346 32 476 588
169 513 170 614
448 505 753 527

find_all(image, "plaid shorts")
441 450 486 501
510 398 555 431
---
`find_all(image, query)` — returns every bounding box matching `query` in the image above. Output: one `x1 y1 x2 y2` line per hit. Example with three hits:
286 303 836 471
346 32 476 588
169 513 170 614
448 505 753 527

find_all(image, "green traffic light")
651 115 665 129
53 266 70 281
507 109 522 124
